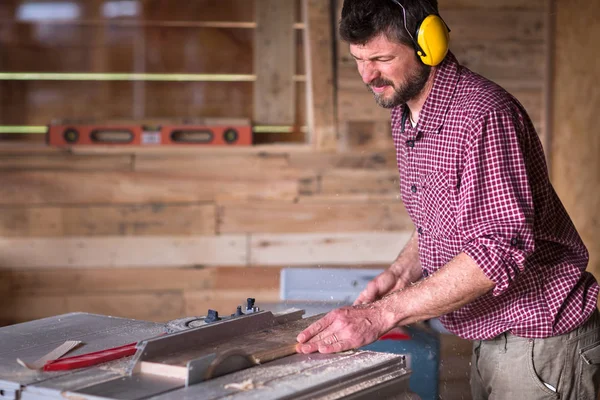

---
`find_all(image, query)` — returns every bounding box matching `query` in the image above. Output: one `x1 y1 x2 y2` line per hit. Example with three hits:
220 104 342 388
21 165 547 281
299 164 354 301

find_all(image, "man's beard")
367 63 431 109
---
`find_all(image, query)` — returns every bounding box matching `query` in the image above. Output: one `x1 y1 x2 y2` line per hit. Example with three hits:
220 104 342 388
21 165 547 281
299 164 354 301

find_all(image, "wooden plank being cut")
140 314 324 379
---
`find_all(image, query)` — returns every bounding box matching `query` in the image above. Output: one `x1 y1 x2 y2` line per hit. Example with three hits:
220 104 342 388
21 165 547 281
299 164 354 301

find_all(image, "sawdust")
223 378 264 391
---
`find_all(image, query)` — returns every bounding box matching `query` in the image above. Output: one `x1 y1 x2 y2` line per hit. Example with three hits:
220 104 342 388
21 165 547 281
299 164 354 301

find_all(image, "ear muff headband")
389 0 450 67
415 14 450 66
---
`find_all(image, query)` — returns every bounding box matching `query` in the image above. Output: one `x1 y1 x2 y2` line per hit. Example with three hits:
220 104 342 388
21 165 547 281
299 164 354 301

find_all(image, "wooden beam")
133 153 309 181
1 292 185 323
1 266 281 295
0 204 217 237
303 0 337 151
0 171 299 205
439 0 546 9
0 235 248 268
1 267 213 295
319 169 400 196
249 231 413 266
0 154 133 171
287 149 397 170
551 0 600 282
218 201 412 233
254 0 296 125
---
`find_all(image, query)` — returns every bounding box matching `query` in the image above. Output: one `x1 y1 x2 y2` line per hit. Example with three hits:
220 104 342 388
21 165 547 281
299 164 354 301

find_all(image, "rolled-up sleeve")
459 109 536 296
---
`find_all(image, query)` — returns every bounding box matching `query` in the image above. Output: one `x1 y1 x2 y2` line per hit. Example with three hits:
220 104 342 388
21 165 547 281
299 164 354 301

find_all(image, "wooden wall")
551 0 600 282
0 0 574 325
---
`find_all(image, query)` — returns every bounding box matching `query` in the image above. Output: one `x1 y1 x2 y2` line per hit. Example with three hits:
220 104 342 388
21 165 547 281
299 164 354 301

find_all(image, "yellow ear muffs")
415 15 450 66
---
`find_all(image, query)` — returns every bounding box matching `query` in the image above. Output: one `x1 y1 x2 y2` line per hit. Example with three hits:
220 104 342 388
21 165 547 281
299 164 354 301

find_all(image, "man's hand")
295 304 395 354
353 261 422 306
353 269 400 305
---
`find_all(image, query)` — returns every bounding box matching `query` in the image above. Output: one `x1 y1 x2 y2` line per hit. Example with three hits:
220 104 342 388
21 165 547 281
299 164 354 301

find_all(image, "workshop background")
0 0 598 398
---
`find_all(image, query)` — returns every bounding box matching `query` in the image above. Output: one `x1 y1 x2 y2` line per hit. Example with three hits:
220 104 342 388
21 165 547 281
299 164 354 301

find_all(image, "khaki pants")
470 309 600 400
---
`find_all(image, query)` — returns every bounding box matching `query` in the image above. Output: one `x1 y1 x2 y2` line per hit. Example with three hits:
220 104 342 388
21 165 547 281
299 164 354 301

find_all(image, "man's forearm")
378 252 496 327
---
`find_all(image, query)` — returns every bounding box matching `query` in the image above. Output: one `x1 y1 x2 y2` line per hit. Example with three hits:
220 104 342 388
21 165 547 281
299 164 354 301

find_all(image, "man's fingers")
298 333 348 354
353 288 376 305
318 340 350 354
353 292 368 305
296 314 333 343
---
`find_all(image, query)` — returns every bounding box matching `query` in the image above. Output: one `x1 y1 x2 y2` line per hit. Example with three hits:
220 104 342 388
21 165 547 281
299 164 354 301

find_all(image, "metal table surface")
0 312 415 400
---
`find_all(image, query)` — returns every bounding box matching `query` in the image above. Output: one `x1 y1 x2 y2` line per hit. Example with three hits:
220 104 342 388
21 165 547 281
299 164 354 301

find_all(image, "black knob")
204 309 221 323
234 305 244 316
246 298 255 310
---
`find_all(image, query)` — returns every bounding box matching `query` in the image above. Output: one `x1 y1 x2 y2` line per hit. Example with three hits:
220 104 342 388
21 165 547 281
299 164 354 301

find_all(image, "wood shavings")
224 378 262 391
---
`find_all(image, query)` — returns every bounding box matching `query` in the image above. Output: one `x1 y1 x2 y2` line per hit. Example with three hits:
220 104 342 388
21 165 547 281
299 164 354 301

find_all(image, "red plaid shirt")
392 52 599 340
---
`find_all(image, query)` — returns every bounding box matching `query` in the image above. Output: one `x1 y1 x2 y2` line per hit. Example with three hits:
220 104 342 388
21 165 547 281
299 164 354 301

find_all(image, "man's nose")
359 62 379 85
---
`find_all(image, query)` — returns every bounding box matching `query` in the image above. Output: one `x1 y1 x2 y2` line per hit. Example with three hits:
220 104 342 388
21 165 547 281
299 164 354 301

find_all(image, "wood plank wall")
0 0 571 325
551 0 600 283
0 144 406 324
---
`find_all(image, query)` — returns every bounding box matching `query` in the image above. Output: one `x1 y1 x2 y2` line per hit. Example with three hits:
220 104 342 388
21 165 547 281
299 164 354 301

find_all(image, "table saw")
0 301 416 400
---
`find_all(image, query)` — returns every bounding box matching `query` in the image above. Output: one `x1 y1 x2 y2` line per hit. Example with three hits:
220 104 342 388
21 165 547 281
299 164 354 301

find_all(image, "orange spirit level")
46 120 253 147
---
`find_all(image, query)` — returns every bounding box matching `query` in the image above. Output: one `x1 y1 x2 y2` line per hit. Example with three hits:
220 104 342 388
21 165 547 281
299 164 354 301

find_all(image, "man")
295 1 600 398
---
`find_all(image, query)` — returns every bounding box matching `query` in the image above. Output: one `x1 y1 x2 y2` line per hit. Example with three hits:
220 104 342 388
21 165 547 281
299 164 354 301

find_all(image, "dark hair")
339 0 439 47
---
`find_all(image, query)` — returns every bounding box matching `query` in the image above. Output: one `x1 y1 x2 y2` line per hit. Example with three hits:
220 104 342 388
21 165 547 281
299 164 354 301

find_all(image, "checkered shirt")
391 52 599 340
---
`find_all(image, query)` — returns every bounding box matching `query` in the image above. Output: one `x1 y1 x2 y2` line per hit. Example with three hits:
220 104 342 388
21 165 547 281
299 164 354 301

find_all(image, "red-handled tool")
379 328 411 341
43 342 138 372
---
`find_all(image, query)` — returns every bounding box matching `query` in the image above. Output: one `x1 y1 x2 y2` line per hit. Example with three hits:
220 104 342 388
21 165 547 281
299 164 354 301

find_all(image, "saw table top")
0 312 411 400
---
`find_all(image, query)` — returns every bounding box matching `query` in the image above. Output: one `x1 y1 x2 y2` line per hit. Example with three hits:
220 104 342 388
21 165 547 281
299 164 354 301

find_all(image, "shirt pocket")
419 170 457 239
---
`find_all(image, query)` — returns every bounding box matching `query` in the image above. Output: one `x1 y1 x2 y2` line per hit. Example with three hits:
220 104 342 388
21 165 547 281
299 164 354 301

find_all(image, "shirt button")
418 227 424 235
510 238 518 247
406 140 415 148
411 185 417 193
423 269 429 278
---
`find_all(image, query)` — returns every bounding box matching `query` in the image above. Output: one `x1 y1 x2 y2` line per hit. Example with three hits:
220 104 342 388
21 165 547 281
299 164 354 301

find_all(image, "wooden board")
1 267 214 295
133 153 311 181
1 266 281 295
0 171 299 205
0 292 184 323
287 149 397 171
218 201 412 233
551 0 600 281
439 0 546 8
140 314 324 379
250 231 413 265
303 0 337 151
441 10 545 42
319 169 400 196
0 203 217 237
0 154 133 171
254 0 296 125
0 235 248 268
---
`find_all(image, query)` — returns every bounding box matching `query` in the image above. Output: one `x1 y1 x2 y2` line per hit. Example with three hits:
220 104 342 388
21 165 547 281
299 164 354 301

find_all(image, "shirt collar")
397 51 461 134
